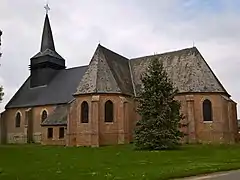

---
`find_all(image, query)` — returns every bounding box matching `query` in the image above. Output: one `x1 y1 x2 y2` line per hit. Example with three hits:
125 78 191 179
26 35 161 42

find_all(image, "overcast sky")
0 0 240 117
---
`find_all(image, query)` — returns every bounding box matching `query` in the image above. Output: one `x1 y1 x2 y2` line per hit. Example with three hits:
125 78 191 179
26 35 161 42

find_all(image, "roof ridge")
130 47 197 61
98 44 129 61
128 60 136 96
66 65 88 70
130 46 229 96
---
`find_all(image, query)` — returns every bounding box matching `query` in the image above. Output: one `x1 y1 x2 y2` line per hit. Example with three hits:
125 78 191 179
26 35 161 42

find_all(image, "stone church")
0 13 238 147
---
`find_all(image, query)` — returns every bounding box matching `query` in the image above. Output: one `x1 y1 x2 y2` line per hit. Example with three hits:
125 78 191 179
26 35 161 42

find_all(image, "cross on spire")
44 3 50 14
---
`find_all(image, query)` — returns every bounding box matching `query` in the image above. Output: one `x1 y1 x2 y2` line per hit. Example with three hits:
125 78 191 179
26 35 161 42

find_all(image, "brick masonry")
0 93 238 146
1 105 55 144
41 126 66 146
66 94 136 147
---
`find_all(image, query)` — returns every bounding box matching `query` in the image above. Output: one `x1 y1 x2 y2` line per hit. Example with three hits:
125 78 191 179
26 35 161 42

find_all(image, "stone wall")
7 133 26 143
33 132 42 143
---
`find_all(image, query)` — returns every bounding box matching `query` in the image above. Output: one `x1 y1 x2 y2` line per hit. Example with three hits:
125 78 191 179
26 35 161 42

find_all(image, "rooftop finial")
44 2 50 15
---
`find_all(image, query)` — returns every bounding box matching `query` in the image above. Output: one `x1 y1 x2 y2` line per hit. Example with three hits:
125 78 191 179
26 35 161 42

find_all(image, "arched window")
81 101 89 123
105 100 114 122
41 110 48 122
15 112 21 128
203 99 212 121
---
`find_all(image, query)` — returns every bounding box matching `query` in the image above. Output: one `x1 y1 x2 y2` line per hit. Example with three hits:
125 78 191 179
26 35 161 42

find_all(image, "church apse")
67 94 135 147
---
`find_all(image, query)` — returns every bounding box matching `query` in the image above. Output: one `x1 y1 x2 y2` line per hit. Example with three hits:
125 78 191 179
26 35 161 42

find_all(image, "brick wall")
3 105 55 144
2 92 238 146
175 93 237 144
69 93 237 147
68 94 136 147
41 126 66 146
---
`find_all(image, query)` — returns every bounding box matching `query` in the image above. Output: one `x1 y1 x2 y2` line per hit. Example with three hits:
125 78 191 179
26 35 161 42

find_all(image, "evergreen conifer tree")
0 86 3 102
134 58 184 150
0 30 3 102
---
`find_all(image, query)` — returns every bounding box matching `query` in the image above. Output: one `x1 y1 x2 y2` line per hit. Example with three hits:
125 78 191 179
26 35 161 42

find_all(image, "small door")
25 109 33 143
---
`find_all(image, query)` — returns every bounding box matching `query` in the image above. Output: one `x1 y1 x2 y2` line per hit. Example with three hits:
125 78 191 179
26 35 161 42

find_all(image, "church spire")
30 4 65 88
40 4 55 52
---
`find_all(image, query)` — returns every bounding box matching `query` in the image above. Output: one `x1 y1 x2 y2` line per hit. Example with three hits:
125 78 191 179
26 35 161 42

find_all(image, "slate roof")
40 14 55 52
130 47 228 96
41 104 68 126
75 45 228 97
6 45 229 110
31 48 64 60
5 66 87 109
75 44 134 95
31 14 64 61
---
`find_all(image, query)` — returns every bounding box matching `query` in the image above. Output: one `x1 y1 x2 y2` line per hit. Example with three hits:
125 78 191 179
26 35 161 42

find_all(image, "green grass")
1 144 240 180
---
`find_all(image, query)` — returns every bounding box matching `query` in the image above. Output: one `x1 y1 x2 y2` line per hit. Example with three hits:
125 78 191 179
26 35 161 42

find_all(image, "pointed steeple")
29 6 65 88
40 14 55 52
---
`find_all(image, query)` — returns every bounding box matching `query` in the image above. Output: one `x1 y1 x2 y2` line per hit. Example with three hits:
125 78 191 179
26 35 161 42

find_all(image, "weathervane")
44 3 50 14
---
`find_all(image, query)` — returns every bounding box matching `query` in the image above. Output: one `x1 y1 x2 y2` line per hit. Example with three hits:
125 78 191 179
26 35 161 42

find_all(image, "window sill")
203 121 213 123
81 122 89 124
105 122 114 124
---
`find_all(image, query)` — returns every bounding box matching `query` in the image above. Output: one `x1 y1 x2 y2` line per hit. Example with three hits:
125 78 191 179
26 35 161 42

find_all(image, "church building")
0 13 238 147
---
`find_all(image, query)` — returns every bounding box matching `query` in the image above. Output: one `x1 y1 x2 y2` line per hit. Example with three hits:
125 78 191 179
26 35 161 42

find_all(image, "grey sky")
0 0 240 117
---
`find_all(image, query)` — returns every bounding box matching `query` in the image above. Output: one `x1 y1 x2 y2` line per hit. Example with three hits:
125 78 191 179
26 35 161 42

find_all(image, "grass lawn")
1 144 240 180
